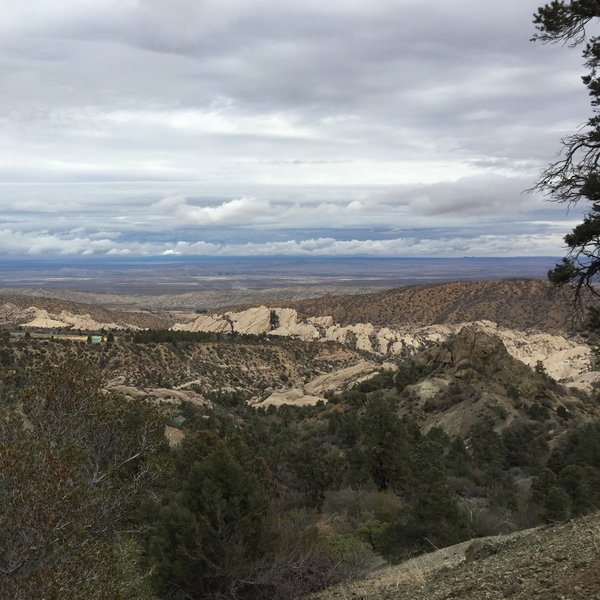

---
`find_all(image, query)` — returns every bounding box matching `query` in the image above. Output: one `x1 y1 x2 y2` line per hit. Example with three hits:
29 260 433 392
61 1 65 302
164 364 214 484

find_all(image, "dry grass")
313 540 471 599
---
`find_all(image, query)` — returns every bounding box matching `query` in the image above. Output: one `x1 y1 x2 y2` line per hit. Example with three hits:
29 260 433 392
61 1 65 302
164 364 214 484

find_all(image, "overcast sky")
0 0 591 257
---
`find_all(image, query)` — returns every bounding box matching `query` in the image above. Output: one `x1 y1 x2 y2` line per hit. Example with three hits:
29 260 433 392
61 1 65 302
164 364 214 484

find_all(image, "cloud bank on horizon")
0 0 588 257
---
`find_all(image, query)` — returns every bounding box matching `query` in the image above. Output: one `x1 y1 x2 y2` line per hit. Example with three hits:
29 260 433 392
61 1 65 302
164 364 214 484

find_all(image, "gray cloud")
0 0 588 257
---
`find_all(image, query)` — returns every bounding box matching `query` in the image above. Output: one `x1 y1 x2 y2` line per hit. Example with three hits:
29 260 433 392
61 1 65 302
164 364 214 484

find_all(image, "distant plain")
0 256 559 295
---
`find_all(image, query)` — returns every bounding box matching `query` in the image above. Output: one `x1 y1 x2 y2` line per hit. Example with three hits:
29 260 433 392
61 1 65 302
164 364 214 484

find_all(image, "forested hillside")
3 326 600 599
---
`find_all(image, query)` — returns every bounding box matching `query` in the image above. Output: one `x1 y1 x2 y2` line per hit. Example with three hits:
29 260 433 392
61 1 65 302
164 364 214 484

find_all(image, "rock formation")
398 327 599 437
172 307 594 387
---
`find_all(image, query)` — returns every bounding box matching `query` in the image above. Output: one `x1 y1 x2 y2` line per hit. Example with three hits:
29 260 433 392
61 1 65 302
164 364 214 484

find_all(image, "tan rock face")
308 315 334 328
172 314 230 333
228 306 271 335
173 306 323 340
254 389 326 408
56 310 122 331
271 321 320 340
21 308 66 329
165 426 185 446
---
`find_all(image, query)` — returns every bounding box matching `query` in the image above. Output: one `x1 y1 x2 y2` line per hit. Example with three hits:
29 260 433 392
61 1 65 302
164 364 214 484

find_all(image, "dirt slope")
318 512 600 600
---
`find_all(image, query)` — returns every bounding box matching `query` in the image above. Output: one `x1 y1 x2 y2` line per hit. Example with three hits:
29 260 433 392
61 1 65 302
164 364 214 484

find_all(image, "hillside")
393 327 599 437
2 324 593 433
316 511 600 600
280 279 584 333
3 285 600 599
0 332 369 405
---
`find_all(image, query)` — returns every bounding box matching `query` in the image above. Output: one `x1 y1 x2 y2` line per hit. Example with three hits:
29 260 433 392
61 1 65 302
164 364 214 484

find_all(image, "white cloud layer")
0 227 565 258
0 0 589 256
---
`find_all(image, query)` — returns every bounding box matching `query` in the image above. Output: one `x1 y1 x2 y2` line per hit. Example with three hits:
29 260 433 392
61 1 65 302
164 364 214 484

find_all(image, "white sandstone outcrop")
172 308 594 385
4 304 140 331
172 314 231 333
21 308 66 329
106 382 209 406
304 360 379 395
308 316 334 329
229 307 271 335
56 310 122 331
254 389 326 408
255 360 380 408
271 307 320 339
